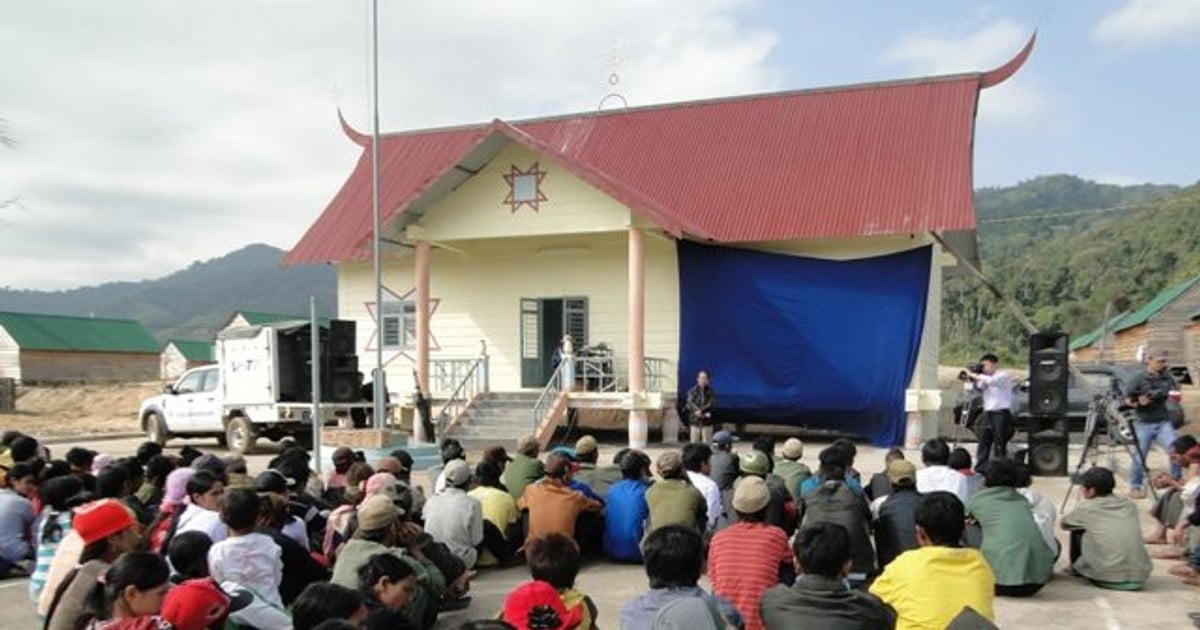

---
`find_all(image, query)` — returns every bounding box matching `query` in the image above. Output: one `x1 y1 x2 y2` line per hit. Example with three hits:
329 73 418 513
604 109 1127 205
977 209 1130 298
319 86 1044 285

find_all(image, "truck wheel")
146 412 170 446
225 416 258 455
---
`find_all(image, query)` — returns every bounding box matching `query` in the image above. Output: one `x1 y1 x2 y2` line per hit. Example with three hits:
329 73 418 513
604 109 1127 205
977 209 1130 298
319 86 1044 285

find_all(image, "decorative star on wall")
503 162 548 213
363 285 441 367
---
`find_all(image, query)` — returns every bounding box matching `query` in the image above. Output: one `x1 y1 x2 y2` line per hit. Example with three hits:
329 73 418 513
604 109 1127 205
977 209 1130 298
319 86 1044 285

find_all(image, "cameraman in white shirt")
966 353 1014 471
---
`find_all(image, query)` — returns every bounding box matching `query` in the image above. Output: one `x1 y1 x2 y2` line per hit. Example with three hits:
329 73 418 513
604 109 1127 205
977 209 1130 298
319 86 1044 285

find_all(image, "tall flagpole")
370 0 385 427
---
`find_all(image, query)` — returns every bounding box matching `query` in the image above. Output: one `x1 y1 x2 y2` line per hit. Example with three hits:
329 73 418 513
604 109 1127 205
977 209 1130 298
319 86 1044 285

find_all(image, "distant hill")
0 244 335 342
944 175 1198 362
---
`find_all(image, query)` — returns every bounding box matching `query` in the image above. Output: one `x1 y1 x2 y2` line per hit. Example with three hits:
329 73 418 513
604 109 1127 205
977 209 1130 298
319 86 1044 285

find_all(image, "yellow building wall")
338 231 679 397
337 137 943 435
412 142 632 242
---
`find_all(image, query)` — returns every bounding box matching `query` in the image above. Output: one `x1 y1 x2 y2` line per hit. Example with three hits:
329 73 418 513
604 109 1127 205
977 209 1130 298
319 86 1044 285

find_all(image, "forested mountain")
0 244 335 342
943 175 1197 362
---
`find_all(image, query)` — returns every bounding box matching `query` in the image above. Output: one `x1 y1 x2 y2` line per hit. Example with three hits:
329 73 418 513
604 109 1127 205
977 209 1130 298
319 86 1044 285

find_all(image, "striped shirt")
707 521 792 630
29 510 72 605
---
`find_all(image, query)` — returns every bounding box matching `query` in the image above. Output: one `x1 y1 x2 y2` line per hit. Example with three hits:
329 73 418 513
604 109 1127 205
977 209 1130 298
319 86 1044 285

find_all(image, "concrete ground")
2 434 1197 629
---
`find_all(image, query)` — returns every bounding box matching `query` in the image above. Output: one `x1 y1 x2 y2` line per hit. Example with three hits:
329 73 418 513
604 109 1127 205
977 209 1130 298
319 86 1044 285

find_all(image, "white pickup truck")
139 321 375 454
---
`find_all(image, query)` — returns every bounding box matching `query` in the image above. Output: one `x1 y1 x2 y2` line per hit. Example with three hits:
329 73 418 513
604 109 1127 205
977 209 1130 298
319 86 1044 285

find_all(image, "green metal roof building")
223 310 331 331
160 339 217 380
0 311 160 383
1071 275 1200 362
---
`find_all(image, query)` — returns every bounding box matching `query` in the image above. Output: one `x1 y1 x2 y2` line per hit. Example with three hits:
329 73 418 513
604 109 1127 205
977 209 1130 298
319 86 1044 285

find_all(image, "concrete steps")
443 391 543 449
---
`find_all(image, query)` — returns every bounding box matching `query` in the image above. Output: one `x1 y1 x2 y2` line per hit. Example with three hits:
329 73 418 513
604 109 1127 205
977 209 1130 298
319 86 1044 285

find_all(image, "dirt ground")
0 381 158 437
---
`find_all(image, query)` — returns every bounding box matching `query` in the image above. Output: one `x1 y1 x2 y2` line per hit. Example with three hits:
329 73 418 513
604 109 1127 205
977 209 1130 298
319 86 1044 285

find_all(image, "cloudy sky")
1 0 1198 289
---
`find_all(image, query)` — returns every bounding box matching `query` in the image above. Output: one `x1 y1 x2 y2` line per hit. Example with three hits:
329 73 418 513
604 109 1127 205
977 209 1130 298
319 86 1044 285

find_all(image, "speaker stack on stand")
274 320 360 403
324 320 360 403
1027 332 1070 476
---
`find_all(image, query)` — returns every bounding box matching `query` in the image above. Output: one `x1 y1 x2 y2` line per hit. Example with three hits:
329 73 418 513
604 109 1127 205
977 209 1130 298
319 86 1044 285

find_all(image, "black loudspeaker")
324 355 360 403
328 319 357 357
274 330 310 402
1029 332 1069 416
1028 429 1069 476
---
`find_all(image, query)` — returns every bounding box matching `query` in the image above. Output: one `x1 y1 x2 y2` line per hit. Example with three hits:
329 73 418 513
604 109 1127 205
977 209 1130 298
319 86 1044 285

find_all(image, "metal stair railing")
531 360 567 431
435 356 485 435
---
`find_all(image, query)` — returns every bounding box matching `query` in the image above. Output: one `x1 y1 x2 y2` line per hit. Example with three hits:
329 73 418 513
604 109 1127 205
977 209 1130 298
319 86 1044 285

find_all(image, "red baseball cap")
161 578 231 630
501 580 583 630
72 499 137 546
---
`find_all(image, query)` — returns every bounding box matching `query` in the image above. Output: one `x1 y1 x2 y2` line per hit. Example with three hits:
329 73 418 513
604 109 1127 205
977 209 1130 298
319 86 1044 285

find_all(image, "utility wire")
977 202 1148 225
979 202 1147 224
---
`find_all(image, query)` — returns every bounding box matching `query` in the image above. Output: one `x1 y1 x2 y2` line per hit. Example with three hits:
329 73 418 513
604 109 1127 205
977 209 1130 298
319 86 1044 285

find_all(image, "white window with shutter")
381 298 417 350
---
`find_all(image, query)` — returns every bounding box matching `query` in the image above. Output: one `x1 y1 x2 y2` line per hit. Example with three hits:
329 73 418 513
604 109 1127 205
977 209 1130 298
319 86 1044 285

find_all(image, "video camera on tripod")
1062 388 1150 510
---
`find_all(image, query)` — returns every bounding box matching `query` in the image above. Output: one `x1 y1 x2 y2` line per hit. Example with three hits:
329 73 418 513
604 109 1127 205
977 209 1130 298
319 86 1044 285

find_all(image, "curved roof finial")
337 108 370 146
981 31 1036 89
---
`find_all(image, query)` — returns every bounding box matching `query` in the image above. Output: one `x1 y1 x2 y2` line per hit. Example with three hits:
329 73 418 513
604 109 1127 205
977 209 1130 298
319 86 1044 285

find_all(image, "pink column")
628 228 648 448
414 240 431 442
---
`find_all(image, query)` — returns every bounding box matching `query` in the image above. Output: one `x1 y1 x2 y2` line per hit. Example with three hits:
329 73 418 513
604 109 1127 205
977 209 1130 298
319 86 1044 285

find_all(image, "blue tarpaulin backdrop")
677 241 931 445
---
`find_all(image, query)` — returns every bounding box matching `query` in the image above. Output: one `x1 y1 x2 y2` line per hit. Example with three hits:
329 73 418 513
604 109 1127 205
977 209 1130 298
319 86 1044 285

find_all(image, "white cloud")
882 18 1044 126
0 0 780 289
1093 0 1200 46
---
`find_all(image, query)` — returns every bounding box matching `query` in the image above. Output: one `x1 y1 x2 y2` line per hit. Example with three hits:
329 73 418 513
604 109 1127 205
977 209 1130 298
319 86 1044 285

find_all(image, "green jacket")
330 538 446 625
774 460 813 502
646 478 707 533
966 487 1055 586
504 454 545 500
575 464 622 500
1061 494 1152 585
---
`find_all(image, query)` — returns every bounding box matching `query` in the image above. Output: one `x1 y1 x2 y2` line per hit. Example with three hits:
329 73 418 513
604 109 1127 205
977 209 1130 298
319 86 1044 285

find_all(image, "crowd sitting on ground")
0 425 1189 629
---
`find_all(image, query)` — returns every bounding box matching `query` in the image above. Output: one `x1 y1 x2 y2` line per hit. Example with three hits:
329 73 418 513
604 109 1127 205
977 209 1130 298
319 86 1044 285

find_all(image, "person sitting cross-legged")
645 451 707 535
708 477 794 630
504 436 546 501
915 439 970 505
1061 467 1153 590
966 458 1055 597
573 435 622 499
423 459 485 569
207 487 284 607
774 438 813 504
526 533 599 629
603 450 651 562
760 522 896 629
681 443 723 534
869 491 996 630
872 459 924 569
620 525 743 629
330 495 447 629
800 453 876 582
468 460 522 568
518 451 603 547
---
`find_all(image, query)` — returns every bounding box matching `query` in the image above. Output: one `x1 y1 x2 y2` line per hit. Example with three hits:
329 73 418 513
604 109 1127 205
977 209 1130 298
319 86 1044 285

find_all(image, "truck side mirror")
163 384 176 395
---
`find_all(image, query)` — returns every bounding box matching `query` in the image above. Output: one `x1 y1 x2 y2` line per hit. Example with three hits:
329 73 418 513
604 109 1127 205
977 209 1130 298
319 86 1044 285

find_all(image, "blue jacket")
603 479 649 562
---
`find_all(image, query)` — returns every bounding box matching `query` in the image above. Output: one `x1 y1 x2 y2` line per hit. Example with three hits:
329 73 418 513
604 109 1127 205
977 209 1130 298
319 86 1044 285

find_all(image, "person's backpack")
147 504 184 554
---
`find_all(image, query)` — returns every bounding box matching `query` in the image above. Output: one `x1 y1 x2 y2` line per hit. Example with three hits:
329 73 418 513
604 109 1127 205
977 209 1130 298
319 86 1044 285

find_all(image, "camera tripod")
1060 391 1157 511
951 381 981 450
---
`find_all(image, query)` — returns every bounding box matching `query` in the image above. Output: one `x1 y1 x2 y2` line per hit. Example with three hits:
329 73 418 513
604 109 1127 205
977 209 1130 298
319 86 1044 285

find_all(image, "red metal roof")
286 36 1033 265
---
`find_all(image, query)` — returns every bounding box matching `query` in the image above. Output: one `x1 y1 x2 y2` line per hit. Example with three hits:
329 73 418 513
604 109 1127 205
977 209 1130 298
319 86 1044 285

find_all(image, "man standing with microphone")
686 369 716 444
966 353 1013 472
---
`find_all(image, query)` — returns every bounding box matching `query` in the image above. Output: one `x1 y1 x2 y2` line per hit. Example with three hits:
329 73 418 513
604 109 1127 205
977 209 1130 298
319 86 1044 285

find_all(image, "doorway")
520 297 588 388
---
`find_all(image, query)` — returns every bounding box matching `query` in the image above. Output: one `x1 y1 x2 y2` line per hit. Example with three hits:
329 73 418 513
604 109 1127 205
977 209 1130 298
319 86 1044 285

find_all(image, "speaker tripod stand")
1061 391 1156 512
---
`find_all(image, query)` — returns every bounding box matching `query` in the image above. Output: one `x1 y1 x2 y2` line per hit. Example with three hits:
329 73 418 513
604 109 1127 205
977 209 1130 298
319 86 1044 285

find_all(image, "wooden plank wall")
20 351 160 383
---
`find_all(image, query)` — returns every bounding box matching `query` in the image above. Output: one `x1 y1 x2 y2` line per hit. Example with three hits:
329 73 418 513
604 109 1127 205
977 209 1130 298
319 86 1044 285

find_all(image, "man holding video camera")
1127 351 1180 499
964 353 1013 471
